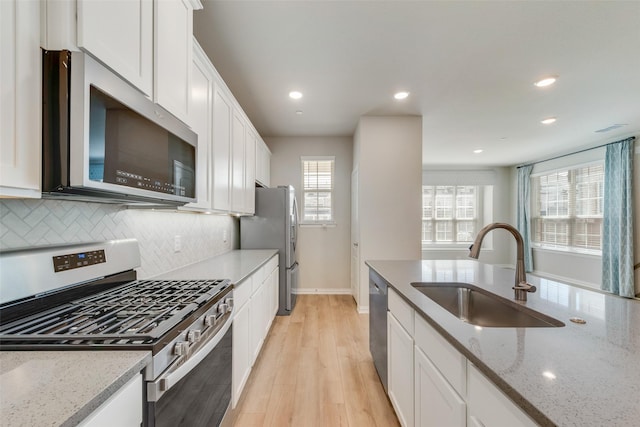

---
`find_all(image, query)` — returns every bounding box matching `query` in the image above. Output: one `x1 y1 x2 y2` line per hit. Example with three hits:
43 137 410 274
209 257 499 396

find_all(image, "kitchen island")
367 259 640 427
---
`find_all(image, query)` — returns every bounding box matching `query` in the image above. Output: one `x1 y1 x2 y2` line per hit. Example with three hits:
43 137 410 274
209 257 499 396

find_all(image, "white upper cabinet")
1 0 41 198
212 83 233 212
154 0 194 123
181 40 212 212
76 0 153 96
255 137 271 188
44 0 200 123
231 111 246 214
244 128 257 214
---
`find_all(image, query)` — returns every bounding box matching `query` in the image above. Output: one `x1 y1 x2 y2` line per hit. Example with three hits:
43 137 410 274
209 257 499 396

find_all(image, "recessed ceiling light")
541 117 557 125
394 91 409 100
289 91 303 100
542 371 557 380
473 149 483 154
534 76 558 87
295 110 303 115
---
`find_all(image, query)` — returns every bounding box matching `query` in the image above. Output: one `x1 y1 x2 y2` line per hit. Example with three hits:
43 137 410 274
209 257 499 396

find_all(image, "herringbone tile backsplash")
0 199 237 278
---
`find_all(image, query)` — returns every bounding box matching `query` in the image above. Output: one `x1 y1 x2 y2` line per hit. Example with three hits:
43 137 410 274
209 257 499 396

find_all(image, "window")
301 156 334 223
422 185 481 246
531 163 604 252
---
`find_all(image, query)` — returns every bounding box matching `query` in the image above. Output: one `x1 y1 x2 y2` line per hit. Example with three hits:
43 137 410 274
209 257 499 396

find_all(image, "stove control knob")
218 303 229 315
224 297 234 307
187 330 201 343
174 341 188 356
204 315 216 327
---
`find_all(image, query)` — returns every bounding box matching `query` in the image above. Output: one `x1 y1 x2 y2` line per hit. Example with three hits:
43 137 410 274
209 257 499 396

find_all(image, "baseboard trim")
294 288 353 295
357 306 369 314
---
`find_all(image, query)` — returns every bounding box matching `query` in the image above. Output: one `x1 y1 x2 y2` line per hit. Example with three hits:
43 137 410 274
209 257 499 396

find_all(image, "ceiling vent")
595 124 627 133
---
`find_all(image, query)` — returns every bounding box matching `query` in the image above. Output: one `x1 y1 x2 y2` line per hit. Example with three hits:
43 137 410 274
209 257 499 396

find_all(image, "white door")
350 168 359 303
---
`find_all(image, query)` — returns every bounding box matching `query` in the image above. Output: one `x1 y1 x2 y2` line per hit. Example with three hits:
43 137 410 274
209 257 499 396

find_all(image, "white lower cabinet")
386 289 539 427
78 374 142 427
414 346 466 427
388 289 415 427
232 297 251 408
467 363 538 427
388 313 415 427
232 254 279 407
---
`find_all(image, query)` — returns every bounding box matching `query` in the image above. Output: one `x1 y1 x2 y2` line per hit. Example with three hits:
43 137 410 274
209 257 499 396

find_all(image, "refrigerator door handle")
292 196 299 252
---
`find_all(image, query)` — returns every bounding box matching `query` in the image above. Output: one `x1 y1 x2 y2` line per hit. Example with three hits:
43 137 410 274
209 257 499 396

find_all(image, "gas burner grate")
0 279 229 344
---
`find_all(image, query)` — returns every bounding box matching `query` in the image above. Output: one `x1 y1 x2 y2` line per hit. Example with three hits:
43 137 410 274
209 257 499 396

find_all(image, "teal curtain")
602 137 635 297
517 165 533 272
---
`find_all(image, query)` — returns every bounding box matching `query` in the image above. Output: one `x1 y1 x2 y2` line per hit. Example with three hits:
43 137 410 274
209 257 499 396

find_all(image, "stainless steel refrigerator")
240 186 299 315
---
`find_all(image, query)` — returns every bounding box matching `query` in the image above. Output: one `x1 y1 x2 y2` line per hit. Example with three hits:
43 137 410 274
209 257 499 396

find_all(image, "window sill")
300 222 337 228
532 245 601 258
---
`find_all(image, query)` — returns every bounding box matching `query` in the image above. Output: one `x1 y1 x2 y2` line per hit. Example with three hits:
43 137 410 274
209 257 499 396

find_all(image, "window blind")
301 157 334 222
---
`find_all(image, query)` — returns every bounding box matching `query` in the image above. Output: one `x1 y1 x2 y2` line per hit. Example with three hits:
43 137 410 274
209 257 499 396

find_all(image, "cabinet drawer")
414 313 466 396
234 275 252 310
265 255 278 275
388 288 414 335
467 363 538 427
252 265 267 294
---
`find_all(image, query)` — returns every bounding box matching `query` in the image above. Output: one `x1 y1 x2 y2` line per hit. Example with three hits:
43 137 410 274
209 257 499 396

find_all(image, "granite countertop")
366 259 640 427
154 249 278 284
0 351 151 427
0 249 277 427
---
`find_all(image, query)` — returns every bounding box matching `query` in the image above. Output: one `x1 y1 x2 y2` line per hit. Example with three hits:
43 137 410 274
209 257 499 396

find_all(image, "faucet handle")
513 281 537 293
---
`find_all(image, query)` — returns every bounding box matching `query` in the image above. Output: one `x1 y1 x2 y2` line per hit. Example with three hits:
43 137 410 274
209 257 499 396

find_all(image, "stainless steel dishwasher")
369 269 389 392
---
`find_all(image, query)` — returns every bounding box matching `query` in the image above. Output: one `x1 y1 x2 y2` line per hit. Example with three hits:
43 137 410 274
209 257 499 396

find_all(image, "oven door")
146 313 232 427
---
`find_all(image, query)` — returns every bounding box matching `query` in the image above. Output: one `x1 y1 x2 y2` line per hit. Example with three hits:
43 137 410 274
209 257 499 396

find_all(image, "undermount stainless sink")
411 282 565 328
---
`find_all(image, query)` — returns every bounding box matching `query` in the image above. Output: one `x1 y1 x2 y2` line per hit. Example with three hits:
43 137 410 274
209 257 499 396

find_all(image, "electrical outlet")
174 235 181 252
222 230 228 243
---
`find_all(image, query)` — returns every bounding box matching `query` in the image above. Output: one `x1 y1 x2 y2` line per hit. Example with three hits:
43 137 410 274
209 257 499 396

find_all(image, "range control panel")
52 249 106 273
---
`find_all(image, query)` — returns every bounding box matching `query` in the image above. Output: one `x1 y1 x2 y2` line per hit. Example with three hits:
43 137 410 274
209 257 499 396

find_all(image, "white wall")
354 116 423 311
0 199 238 278
421 166 513 265
265 136 353 293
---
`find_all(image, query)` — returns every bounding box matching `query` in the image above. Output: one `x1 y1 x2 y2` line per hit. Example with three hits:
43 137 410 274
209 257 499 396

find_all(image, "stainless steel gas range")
0 239 233 427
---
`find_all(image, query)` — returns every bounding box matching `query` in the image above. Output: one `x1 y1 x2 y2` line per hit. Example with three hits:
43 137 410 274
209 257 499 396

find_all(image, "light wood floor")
232 295 400 427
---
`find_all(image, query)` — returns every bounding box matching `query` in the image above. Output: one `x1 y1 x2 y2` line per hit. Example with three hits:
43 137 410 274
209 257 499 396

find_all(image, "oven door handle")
147 313 232 402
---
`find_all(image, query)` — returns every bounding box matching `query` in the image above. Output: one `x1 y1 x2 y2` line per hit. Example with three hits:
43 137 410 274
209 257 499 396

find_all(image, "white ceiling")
193 1 640 166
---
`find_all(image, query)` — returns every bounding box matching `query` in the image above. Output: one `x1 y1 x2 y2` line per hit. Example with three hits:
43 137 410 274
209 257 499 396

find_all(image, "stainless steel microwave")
42 50 197 206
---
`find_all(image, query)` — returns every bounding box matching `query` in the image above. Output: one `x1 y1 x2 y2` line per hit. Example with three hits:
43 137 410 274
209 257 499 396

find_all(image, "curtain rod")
516 136 636 169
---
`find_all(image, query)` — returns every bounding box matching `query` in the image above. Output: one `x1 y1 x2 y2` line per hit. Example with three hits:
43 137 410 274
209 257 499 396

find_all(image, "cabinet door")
249 282 266 365
77 0 153 96
232 300 251 408
154 0 193 123
414 346 466 427
78 374 142 427
255 138 271 187
272 264 280 317
467 363 538 427
231 111 246 213
181 41 212 211
388 312 414 427
0 0 41 198
212 85 232 212
244 128 256 214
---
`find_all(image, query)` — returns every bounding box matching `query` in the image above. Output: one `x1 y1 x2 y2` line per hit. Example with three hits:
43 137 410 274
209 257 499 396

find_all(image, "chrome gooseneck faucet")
468 222 536 301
